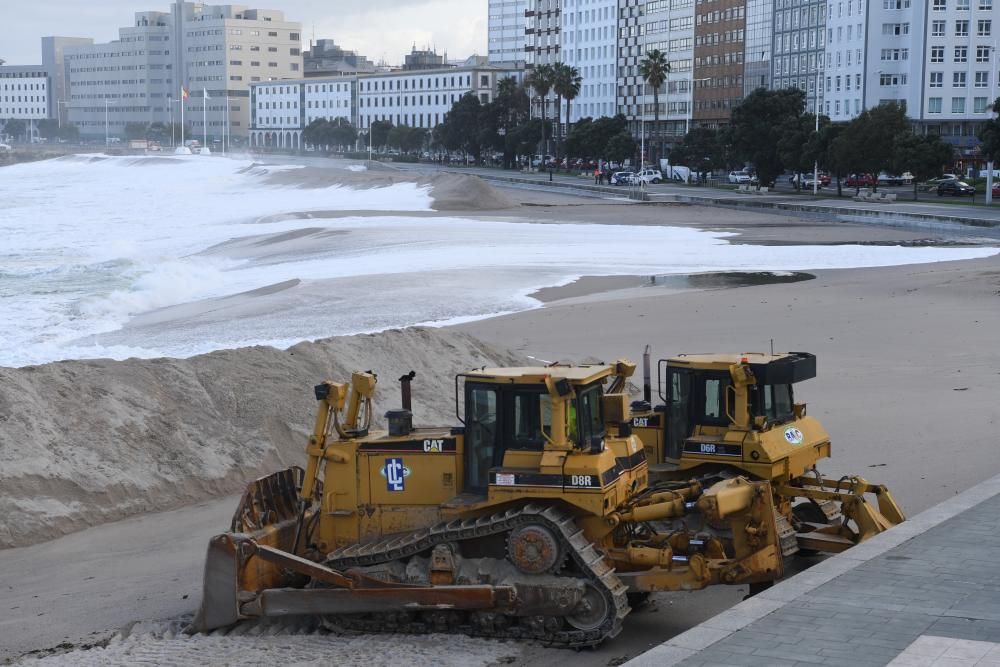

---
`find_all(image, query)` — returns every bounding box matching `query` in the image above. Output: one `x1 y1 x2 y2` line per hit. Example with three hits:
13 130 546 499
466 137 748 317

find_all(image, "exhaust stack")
642 345 652 404
386 371 416 437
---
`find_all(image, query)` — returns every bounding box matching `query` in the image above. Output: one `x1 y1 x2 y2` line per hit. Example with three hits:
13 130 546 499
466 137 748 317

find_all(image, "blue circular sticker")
784 427 804 445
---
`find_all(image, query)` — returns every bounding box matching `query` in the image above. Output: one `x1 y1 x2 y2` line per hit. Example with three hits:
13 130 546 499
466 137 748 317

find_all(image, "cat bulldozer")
628 348 905 557
192 362 786 647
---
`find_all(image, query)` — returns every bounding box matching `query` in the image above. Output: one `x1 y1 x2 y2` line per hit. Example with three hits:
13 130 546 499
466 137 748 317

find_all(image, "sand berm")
0 328 522 549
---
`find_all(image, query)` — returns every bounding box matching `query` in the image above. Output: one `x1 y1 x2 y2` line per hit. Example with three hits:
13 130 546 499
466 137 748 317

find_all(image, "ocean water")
0 155 996 367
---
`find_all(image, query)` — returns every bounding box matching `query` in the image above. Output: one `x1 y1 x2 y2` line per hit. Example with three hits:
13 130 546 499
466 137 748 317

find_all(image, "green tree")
328 118 358 150
604 132 636 165
57 123 80 143
808 122 846 195
124 122 148 141
668 127 726 171
837 101 911 192
638 49 671 167
978 97 1000 164
37 119 60 140
892 133 955 201
439 93 486 162
552 62 582 160
729 88 806 187
565 114 629 162
506 118 545 163
525 64 555 155
303 118 331 148
3 119 26 141
370 120 394 150
493 77 531 168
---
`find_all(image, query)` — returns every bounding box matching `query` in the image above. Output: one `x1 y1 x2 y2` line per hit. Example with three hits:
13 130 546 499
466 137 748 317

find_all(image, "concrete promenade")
416 165 1000 233
626 473 1000 667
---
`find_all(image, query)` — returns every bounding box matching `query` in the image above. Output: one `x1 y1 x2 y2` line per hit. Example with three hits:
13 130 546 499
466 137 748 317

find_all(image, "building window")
953 72 967 87
974 97 989 113
977 46 992 62
952 97 966 113
980 0 993 7
956 0 970 8
932 21 946 36
931 46 945 62
932 0 946 8
977 20 991 36
929 97 943 113
883 0 911 7
955 46 968 62
956 20 969 36
930 72 944 88
974 71 989 87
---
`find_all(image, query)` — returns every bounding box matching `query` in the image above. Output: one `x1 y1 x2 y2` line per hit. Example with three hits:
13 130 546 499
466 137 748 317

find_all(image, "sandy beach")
2 164 999 666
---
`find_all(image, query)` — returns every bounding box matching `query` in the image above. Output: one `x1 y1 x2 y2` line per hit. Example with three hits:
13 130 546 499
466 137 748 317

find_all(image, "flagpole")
203 88 208 152
180 87 185 147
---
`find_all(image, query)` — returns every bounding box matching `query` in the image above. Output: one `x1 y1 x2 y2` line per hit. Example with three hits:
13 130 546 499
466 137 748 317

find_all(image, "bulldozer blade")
190 467 319 633
189 534 241 633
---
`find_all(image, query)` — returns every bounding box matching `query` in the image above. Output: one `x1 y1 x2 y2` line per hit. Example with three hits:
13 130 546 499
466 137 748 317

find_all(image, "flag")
181 87 189 101
203 88 210 100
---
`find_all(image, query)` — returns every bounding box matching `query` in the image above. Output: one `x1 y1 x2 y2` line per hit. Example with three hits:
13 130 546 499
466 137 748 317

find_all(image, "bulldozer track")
321 502 630 648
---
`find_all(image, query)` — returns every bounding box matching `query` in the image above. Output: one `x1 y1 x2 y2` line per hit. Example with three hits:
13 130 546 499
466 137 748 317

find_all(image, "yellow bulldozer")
192 363 786 647
628 347 905 557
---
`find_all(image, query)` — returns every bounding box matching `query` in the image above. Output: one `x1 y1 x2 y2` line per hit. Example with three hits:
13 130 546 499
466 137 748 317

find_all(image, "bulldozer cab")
456 366 612 496
632 352 821 476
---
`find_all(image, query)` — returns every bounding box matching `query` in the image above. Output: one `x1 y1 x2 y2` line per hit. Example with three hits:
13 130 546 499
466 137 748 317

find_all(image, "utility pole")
813 63 821 196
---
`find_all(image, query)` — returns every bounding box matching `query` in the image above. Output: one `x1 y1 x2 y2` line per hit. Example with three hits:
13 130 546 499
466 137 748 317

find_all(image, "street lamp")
104 98 117 147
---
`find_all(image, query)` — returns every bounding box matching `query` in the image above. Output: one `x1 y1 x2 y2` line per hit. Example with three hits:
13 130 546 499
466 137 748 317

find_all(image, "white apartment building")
822 0 866 120
489 0 529 65
248 76 355 148
64 1 302 140
247 66 521 148
919 0 998 151
357 66 521 131
0 67 50 126
561 0 617 122
617 0 696 148
823 0 998 156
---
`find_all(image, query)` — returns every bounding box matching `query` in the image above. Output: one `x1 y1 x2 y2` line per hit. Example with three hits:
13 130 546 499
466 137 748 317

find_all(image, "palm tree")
525 64 555 159
552 63 582 160
638 49 671 167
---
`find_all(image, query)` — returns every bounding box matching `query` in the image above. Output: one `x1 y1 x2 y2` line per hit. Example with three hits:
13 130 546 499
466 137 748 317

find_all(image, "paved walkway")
626 473 1000 667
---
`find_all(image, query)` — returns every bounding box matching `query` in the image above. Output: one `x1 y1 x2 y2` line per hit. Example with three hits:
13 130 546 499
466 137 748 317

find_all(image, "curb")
624 472 1000 666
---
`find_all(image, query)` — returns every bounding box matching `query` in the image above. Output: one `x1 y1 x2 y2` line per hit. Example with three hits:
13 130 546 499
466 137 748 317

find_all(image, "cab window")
511 390 551 451
699 374 732 426
763 384 794 422
576 384 605 447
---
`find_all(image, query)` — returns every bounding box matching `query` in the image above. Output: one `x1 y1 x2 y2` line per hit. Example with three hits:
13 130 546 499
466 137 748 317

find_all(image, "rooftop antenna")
770 339 774 355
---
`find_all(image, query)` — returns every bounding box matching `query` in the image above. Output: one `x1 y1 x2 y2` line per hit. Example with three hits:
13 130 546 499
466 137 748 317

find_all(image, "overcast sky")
1 0 487 66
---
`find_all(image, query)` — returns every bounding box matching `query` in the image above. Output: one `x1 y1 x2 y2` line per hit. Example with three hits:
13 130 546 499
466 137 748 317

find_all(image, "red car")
993 183 1000 197
845 174 875 187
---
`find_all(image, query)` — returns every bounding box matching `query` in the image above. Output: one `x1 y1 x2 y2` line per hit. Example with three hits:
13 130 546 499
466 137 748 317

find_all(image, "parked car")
790 173 831 188
610 171 637 185
937 180 975 197
993 182 1000 197
0 143 11 153
728 171 752 184
877 172 905 186
845 174 875 188
634 168 663 184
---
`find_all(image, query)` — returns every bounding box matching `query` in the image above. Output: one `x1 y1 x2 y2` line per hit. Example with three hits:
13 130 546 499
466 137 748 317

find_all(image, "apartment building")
822 0 866 120
63 1 302 140
692 0 747 127
918 0 997 154
489 0 529 66
0 66 50 131
771 0 826 114
561 0 617 122
617 0 696 151
526 0 564 68
249 76 355 148
357 65 521 130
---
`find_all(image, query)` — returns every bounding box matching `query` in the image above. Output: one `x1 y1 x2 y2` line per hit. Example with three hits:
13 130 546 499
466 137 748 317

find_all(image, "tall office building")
488 0 529 66
770 0 826 114
744 0 773 95
692 0 747 128
42 37 95 125
64 2 302 140
617 0 696 152
561 0 617 122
